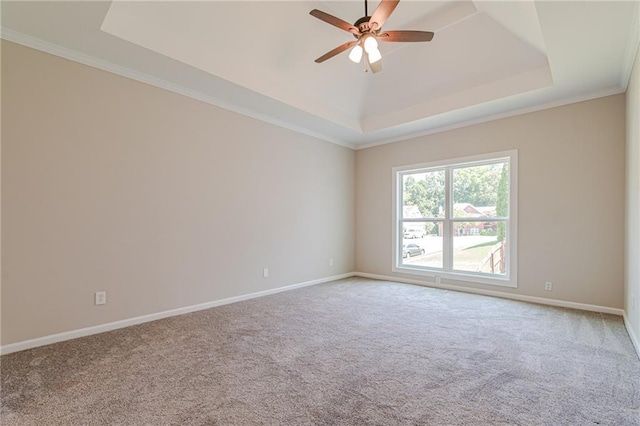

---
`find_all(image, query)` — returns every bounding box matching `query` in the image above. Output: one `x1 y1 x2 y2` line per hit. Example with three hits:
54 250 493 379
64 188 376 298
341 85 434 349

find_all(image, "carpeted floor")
2 277 639 425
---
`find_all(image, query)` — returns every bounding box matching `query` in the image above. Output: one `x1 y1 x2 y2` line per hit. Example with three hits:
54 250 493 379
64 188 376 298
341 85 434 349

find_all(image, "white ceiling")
2 1 639 148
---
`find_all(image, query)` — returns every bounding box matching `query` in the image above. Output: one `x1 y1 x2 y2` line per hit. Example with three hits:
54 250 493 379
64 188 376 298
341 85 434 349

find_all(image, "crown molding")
0 28 357 150
620 1 640 90
1 23 633 152
354 86 625 150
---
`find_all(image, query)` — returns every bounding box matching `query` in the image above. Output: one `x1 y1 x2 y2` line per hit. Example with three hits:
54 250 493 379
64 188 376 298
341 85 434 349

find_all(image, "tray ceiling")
2 1 639 148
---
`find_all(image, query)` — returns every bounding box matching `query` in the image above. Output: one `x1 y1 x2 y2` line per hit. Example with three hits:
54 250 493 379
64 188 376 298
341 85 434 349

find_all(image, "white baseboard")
623 312 640 360
2 272 629 356
353 272 625 316
0 272 356 356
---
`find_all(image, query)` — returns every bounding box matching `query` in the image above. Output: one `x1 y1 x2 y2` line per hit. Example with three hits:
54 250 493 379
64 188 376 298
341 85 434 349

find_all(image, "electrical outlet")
263 268 269 278
545 281 553 291
329 258 334 266
95 291 107 305
435 276 441 284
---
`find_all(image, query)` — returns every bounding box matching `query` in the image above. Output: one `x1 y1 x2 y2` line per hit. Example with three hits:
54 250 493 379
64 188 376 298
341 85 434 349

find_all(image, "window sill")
392 265 517 288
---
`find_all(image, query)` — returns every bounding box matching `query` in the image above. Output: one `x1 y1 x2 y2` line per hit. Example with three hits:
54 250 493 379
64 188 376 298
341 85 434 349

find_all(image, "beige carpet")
2 277 639 425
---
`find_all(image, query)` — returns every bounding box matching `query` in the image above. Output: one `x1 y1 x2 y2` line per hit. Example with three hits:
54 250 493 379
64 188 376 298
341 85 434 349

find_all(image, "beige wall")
356 95 626 308
1 39 632 348
1 41 355 345
626 42 640 345
0 39 3 346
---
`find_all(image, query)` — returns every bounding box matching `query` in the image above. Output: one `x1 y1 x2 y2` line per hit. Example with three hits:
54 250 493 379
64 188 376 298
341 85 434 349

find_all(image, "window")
393 151 517 288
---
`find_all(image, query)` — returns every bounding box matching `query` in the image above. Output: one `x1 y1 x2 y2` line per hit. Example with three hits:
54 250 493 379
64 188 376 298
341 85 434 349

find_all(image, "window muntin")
394 152 517 288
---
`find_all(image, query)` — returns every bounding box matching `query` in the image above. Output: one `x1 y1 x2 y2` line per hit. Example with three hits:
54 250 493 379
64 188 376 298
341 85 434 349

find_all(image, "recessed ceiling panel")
362 11 552 130
101 1 367 131
101 0 551 133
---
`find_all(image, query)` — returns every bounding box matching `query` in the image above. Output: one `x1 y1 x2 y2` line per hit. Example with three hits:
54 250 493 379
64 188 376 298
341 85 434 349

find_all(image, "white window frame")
392 150 518 288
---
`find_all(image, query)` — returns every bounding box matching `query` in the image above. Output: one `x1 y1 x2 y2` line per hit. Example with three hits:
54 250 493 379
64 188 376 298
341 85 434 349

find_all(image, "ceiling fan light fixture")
368 47 382 64
310 0 434 71
349 44 363 63
363 35 378 53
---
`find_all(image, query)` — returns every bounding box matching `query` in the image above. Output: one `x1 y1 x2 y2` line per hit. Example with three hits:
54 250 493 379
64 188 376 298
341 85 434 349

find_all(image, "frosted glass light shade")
368 47 382 64
349 45 363 63
364 36 378 53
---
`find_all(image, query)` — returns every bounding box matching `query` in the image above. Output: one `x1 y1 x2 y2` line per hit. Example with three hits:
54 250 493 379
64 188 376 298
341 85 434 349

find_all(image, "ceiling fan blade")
310 9 359 35
378 30 434 42
315 41 358 63
365 52 383 74
369 0 400 30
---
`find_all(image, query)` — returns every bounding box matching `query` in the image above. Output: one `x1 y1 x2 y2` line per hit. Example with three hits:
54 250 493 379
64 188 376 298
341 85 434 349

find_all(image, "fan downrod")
353 0 376 36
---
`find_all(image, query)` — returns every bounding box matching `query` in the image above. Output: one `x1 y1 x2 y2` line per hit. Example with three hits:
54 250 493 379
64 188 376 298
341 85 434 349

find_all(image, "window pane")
401 221 442 268
453 221 507 275
402 170 445 218
452 162 509 218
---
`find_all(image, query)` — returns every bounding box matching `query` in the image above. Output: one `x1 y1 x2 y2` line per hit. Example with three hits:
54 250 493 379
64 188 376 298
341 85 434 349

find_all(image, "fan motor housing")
354 16 374 35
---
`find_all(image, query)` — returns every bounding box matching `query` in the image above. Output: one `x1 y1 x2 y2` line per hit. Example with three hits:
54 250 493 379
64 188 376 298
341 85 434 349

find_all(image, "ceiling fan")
310 0 434 73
